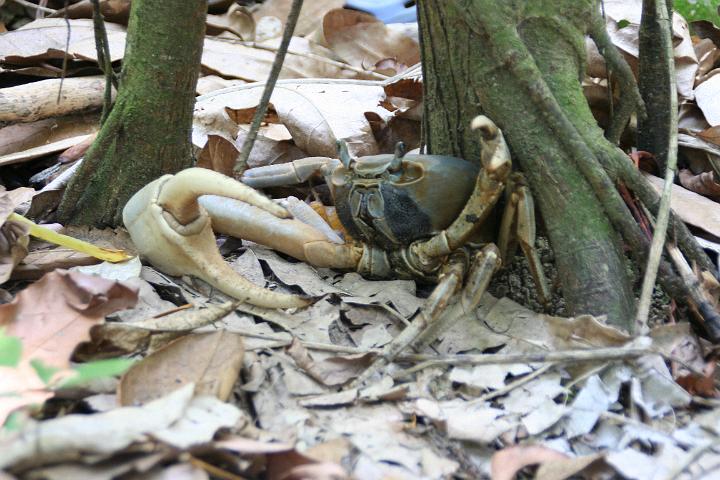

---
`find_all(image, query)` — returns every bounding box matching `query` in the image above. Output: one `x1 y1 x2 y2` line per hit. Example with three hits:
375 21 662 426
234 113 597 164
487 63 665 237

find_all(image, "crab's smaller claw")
123 168 310 309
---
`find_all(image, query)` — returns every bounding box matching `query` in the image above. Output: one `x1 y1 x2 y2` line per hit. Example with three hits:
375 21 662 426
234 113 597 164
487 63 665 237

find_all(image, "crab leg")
497 174 551 305
199 195 362 269
240 157 339 189
349 250 468 388
411 116 512 262
413 244 501 350
123 168 309 309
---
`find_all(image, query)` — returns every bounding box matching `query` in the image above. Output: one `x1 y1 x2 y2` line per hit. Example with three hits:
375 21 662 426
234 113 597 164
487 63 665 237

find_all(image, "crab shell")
329 154 480 249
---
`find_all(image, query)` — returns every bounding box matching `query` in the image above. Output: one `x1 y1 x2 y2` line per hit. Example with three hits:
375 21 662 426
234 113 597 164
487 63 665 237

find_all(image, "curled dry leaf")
678 169 720 198
195 81 390 158
319 9 420 71
252 0 345 37
698 125 720 146
206 4 256 40
118 331 245 406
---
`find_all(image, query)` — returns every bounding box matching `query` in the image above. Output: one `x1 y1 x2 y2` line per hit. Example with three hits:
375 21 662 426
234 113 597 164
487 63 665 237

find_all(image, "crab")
123 116 549 385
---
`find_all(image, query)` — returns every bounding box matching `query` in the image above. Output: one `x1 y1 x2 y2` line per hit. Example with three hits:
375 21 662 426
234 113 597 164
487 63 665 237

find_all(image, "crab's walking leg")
413 244 501 351
497 174 551 305
349 250 469 389
240 157 339 188
200 195 362 269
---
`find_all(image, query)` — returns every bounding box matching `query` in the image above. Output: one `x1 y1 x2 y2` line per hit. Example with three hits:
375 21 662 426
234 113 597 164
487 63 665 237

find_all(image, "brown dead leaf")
699 126 720 146
196 134 240 177
678 169 720 198
491 445 570 480
320 9 420 70
0 18 126 64
12 248 101 281
207 4 255 40
0 362 53 427
0 270 138 366
253 0 345 37
118 331 244 406
0 187 38 283
0 114 99 157
50 0 131 25
58 132 97 164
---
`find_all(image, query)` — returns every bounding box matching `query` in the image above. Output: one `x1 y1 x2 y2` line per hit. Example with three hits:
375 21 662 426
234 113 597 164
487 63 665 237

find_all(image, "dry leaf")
206 4 255 40
0 270 138 366
603 0 698 99
118 331 244 406
0 18 126 64
644 172 720 238
198 81 389 157
696 74 720 126
320 9 420 70
698 125 720 146
50 0 131 25
491 445 570 480
252 0 345 37
0 113 99 157
678 168 720 198
201 36 347 82
286 338 374 386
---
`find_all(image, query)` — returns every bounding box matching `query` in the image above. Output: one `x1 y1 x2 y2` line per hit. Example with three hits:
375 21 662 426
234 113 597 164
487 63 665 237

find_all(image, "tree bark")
57 0 206 226
418 0 636 326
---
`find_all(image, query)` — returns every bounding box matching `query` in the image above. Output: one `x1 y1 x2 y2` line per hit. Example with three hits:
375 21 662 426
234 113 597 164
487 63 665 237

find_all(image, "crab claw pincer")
123 168 310 309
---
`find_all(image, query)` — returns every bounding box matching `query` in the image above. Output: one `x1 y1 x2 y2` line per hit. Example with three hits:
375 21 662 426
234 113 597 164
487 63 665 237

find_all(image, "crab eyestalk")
123 168 310 309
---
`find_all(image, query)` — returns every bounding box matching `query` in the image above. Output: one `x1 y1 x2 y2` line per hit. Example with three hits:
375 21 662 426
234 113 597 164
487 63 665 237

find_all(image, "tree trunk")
57 0 206 226
418 0 636 326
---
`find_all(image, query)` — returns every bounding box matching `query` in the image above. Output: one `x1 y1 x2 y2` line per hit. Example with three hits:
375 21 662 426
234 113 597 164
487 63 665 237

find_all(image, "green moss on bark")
58 0 206 226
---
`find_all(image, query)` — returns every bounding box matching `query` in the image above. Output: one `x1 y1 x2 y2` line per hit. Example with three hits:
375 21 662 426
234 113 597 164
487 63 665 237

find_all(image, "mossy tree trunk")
418 0 714 330
57 0 206 226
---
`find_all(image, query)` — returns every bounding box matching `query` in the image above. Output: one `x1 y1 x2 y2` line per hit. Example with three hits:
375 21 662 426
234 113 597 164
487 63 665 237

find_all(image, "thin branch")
635 0 678 331
56 0 71 104
91 0 116 124
235 0 304 173
9 0 56 14
392 347 655 379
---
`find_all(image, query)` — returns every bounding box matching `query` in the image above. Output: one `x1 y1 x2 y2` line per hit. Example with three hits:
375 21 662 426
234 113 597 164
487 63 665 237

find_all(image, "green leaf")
59 358 135 388
0 330 22 367
617 19 631 29
30 359 61 385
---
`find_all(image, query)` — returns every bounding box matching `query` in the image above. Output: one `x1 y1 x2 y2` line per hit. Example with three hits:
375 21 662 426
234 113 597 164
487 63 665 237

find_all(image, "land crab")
123 116 549 384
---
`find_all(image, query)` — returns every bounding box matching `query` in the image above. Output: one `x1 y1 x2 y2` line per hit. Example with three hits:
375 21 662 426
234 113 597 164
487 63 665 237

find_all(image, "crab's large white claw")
123 168 310 309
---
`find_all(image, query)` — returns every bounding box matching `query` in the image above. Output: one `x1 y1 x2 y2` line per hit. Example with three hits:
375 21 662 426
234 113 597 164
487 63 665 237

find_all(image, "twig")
9 0 56 14
634 0 678 332
235 0 304 172
391 347 654 379
91 0 117 124
56 0 71 104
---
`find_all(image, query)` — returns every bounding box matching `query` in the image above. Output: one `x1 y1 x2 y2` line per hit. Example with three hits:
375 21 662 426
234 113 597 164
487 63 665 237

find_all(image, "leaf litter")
0 1 719 479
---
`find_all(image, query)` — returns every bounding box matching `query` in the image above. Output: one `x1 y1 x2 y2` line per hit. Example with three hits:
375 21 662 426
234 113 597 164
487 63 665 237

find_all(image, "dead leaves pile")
0 1 719 479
